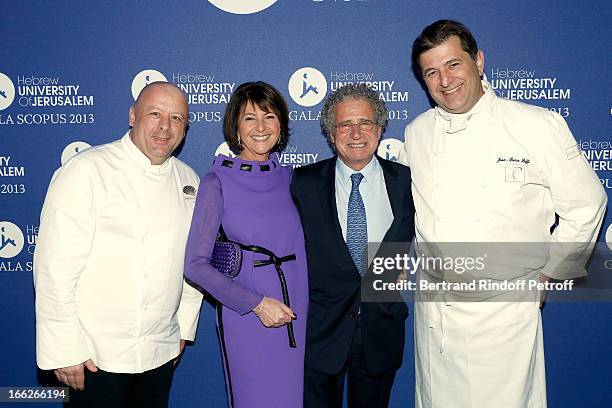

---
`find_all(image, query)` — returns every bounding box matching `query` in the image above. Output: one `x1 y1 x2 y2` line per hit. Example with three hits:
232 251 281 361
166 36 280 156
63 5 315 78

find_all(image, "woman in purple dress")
184 82 308 408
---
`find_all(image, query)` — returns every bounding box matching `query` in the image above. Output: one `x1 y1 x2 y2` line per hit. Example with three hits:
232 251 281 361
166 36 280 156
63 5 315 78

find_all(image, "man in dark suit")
291 83 415 408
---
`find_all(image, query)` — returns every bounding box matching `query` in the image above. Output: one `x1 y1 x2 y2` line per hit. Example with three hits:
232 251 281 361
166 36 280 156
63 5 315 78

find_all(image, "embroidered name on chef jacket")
496 156 531 183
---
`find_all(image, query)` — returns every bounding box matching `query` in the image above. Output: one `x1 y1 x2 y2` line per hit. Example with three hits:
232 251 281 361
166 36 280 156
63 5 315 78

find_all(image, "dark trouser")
66 360 174 408
304 322 397 408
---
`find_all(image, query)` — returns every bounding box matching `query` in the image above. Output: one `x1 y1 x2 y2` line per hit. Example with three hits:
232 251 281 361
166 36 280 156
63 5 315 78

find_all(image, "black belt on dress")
239 242 297 348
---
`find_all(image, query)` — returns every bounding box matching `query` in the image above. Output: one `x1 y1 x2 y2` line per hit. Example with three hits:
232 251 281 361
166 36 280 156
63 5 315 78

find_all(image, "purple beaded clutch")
211 229 242 278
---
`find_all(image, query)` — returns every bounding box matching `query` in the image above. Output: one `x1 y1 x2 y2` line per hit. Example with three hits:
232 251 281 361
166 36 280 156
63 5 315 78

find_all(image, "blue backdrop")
1 1 610 406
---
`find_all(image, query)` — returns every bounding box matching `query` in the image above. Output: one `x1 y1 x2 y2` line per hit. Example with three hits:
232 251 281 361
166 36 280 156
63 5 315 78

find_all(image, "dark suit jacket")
290 155 415 375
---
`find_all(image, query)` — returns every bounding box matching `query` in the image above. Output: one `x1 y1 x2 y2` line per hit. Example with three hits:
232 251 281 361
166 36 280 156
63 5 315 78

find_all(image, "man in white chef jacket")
399 20 607 408
34 82 203 407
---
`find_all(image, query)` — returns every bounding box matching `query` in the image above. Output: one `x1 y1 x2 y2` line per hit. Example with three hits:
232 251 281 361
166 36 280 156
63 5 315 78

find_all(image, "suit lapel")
318 158 343 242
378 157 403 243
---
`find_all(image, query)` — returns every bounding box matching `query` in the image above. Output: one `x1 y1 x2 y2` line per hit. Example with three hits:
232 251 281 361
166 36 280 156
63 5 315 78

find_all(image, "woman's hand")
252 296 296 327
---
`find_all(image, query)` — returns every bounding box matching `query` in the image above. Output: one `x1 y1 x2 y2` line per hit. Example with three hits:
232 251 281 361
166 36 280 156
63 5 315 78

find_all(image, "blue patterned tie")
347 173 367 274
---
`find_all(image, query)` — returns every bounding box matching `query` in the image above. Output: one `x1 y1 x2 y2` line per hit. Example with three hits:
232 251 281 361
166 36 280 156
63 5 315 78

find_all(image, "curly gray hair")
320 83 388 142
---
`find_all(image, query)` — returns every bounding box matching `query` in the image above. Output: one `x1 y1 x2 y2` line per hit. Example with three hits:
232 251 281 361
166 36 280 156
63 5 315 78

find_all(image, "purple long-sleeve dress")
185 154 308 408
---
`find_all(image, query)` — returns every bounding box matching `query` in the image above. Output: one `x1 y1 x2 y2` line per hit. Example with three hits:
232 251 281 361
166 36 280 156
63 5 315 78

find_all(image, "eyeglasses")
334 119 377 134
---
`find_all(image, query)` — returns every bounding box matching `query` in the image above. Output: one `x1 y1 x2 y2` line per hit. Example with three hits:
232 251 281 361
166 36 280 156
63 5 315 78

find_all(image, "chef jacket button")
144 305 148 311
474 216 480 222
481 182 487 188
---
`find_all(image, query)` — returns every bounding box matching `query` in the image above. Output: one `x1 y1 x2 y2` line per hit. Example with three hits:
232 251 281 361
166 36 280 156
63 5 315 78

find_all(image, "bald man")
34 82 203 407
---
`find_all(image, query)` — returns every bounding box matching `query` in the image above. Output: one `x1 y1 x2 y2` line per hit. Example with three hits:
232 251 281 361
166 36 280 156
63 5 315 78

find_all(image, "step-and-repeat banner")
1 1 610 406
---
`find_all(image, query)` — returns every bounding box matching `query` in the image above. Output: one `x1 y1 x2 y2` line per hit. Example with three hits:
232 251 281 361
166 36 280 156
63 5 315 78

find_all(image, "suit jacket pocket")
382 302 409 322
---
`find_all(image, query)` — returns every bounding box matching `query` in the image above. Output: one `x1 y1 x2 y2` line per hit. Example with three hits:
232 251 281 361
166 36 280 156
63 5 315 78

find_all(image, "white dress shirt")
34 132 203 373
335 156 393 248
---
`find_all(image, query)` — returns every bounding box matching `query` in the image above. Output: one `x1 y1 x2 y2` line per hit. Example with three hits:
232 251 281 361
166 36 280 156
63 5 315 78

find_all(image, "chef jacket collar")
121 131 173 175
435 80 495 134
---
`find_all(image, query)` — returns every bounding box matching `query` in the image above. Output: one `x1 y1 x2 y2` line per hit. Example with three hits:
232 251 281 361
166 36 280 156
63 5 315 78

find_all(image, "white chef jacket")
399 81 606 408
399 80 606 279
34 132 203 373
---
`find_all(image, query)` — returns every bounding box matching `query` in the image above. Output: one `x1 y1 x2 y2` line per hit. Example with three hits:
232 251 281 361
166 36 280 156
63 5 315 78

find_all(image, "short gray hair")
320 83 388 142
